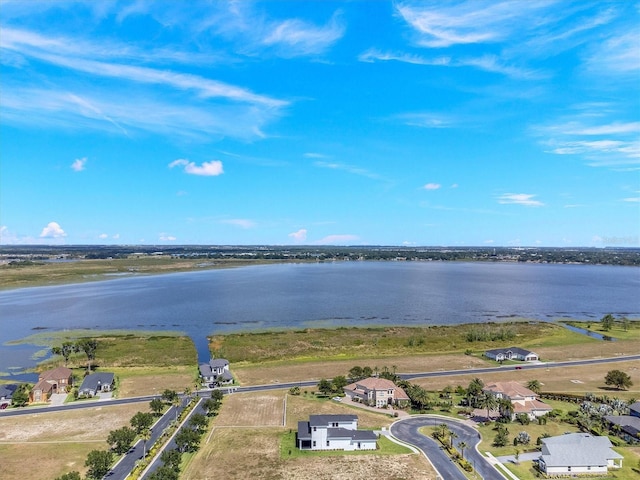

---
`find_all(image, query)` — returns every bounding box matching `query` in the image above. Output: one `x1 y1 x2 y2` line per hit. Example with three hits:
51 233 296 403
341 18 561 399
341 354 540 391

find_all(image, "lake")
1 261 638 378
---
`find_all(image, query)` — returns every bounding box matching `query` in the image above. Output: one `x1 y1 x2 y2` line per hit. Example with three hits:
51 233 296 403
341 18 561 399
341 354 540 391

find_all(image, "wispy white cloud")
221 219 256 229
40 221 67 238
313 234 359 245
423 183 441 190
262 14 345 57
314 160 382 181
399 112 455 129
497 193 544 207
536 118 640 167
169 159 224 176
584 30 640 76
359 48 450 66
288 228 308 242
159 233 177 241
71 157 87 172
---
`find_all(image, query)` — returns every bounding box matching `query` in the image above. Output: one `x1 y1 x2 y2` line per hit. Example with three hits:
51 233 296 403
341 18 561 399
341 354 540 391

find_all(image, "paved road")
390 416 505 480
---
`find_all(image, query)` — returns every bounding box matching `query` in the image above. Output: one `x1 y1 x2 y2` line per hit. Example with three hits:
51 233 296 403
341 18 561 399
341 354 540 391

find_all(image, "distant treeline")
1 245 639 266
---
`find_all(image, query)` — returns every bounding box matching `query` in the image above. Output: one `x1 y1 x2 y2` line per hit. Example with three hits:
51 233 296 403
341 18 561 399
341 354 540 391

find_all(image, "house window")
313 427 316 432
568 467 571 472
312 441 316 447
326 441 330 447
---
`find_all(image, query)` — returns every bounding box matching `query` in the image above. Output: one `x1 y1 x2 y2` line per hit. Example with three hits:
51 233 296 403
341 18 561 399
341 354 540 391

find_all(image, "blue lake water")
1 261 638 378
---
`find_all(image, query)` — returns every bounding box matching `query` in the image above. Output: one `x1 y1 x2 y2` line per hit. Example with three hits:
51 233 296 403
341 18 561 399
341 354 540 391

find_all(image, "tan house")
343 377 410 408
29 366 73 403
483 381 552 420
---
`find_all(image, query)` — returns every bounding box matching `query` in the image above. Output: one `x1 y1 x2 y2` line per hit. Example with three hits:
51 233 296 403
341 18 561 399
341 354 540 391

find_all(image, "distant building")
0 384 18 408
484 347 538 362
296 414 377 451
538 433 623 475
604 401 640 442
343 377 410 408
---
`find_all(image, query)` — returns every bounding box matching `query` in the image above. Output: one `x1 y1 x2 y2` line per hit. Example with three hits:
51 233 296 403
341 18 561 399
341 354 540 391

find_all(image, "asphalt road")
390 416 505 480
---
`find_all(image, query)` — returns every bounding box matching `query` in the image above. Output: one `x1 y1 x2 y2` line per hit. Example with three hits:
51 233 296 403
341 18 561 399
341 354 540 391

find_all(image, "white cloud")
623 197 640 203
400 112 455 129
39 221 67 238
71 157 87 172
423 183 441 190
497 193 544 207
359 48 450 66
303 152 328 159
314 161 382 181
99 233 108 239
313 234 359 245
262 15 345 57
159 233 177 241
169 159 224 176
220 219 255 229
288 229 307 242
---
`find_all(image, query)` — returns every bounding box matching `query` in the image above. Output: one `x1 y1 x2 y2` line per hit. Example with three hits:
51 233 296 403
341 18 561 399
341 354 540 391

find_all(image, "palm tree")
141 428 151 458
173 395 181 422
439 423 448 439
499 398 514 421
449 430 458 449
480 392 499 421
526 379 541 394
458 441 467 459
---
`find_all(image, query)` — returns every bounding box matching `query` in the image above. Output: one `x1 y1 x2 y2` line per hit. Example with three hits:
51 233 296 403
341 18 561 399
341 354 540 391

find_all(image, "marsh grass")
210 322 596 364
562 318 640 342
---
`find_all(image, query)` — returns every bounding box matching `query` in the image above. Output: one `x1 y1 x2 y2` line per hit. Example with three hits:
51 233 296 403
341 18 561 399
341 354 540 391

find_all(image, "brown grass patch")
233 354 489 385
534 339 639 361
183 392 436 480
214 391 286 427
0 403 147 479
115 367 194 397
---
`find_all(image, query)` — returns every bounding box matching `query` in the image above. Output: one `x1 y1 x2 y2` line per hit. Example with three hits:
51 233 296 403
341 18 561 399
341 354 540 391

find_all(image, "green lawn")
562 319 640 342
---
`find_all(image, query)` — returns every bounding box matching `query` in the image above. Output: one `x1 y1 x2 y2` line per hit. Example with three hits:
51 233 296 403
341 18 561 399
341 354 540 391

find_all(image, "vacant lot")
182 391 437 480
0 402 147 479
115 366 195 397
412 360 640 399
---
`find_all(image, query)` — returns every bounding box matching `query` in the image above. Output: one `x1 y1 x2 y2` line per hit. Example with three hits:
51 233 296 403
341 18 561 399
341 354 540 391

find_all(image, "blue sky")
1 0 638 247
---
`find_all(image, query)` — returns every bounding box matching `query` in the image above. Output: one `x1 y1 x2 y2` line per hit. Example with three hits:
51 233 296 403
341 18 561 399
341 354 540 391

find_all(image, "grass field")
210 321 600 365
0 256 289 290
562 318 640 342
0 402 148 480
181 391 437 480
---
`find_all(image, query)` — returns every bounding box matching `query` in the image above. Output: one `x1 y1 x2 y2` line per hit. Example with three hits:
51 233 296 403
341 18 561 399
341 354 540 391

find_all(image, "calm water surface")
1 261 638 376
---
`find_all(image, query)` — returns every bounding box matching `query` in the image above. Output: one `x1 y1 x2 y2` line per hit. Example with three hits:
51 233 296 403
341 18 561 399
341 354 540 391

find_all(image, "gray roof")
540 433 622 467
0 384 18 399
629 401 640 415
328 427 357 439
309 414 357 427
605 415 640 436
350 430 378 441
209 359 229 368
297 421 311 440
79 372 114 392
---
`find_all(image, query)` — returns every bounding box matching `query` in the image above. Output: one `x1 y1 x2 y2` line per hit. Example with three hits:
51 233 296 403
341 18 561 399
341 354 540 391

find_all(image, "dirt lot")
182 391 437 480
0 402 148 479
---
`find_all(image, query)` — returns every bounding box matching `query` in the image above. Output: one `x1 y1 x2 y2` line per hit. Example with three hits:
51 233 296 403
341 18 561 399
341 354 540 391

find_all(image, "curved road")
390 416 504 480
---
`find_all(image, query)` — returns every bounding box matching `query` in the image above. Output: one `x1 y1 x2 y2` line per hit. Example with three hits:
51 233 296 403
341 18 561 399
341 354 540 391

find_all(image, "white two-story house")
199 358 233 386
343 377 410 408
296 414 377 451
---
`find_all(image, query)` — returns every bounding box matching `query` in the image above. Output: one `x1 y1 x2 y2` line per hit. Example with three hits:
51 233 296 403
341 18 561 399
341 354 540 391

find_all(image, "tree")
76 338 98 373
514 448 520 465
526 379 541 394
317 378 333 396
348 366 364 382
362 366 373 378
130 411 154 434
51 341 79 367
458 441 467 459
107 426 137 454
150 398 165 416
601 314 615 332
332 375 348 392
202 398 220 416
479 392 499 421
188 413 208 432
148 465 179 480
11 384 29 407
288 386 301 395
466 378 484 407
160 449 182 472
449 430 458 449
141 427 151 458
515 431 531 445
172 395 181 422
55 472 81 480
211 389 224 403
605 370 633 390
493 429 509 447
85 449 113 479
175 428 201 453
161 389 179 404
498 398 514 421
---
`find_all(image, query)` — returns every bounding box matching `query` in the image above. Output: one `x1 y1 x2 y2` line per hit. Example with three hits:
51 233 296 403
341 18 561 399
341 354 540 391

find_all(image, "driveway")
390 415 506 480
